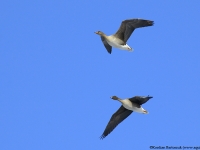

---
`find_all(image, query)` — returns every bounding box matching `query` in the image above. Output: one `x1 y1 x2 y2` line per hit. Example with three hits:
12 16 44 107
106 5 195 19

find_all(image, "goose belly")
107 41 132 51
122 100 134 110
122 100 145 113
132 107 146 114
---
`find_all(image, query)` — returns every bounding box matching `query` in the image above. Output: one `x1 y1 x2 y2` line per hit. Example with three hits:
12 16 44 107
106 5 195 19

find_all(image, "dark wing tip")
147 95 153 99
147 20 154 26
107 50 112 54
100 134 106 140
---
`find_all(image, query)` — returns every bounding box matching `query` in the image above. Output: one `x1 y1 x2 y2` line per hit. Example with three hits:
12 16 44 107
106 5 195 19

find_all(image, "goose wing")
129 96 153 105
100 106 132 139
101 36 112 54
114 19 154 43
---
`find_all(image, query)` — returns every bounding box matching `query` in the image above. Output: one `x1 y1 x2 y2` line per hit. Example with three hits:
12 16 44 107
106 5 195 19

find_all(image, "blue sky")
0 1 200 150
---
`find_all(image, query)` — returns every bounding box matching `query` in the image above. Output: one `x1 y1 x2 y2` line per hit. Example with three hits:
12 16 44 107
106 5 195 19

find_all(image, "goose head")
110 96 120 100
94 31 105 36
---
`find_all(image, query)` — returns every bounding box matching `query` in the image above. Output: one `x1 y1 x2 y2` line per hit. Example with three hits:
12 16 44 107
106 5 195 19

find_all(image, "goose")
100 95 153 139
95 18 154 54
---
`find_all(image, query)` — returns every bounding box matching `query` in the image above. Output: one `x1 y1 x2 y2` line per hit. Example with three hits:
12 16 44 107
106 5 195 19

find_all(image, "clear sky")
0 1 200 150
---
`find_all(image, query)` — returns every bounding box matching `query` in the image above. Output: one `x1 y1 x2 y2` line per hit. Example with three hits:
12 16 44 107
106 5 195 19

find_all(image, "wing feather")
129 96 152 105
114 19 154 42
101 37 112 54
100 106 132 139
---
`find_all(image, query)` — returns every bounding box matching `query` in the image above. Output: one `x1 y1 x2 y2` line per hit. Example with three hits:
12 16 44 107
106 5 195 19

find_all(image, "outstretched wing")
114 19 154 42
129 96 152 105
101 36 112 54
100 106 133 139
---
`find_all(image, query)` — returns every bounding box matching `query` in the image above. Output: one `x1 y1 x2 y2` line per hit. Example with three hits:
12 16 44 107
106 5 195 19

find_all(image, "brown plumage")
95 18 154 54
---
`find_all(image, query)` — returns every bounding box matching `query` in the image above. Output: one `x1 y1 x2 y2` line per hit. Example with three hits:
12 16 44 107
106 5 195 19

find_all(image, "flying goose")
100 95 153 139
95 18 154 54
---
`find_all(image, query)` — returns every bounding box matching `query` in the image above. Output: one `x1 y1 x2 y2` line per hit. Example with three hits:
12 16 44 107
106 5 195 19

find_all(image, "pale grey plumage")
100 95 153 139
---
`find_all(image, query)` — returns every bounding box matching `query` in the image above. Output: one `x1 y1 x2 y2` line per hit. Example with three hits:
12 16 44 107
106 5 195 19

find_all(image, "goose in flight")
95 18 154 54
100 95 153 139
